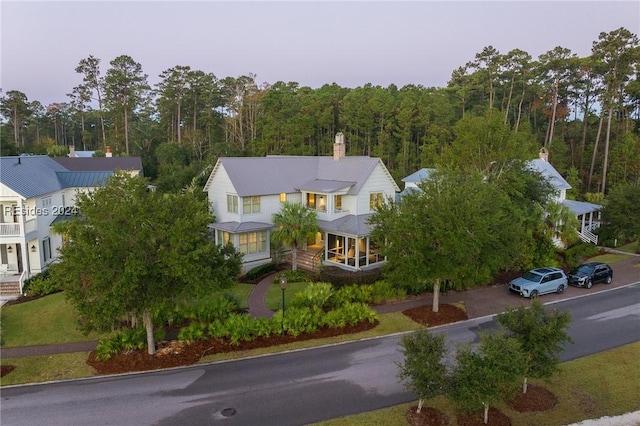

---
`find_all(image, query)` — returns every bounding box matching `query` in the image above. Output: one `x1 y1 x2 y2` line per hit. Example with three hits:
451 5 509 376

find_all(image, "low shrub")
318 266 382 287
274 306 323 337
95 327 160 361
22 268 62 297
370 280 406 303
175 293 238 323
178 322 209 343
564 242 601 268
290 282 334 309
245 262 278 281
273 269 309 285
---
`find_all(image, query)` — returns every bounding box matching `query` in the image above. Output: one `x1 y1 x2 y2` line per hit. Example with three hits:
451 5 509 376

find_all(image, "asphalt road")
1 283 638 426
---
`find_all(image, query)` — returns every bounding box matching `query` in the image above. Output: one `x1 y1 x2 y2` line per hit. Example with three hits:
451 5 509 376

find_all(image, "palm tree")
544 201 579 247
271 202 319 271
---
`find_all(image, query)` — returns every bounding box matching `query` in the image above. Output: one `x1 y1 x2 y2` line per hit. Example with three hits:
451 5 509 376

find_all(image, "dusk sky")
1 1 639 107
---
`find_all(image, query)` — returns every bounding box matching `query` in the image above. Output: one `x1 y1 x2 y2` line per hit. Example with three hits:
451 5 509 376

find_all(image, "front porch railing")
0 223 21 236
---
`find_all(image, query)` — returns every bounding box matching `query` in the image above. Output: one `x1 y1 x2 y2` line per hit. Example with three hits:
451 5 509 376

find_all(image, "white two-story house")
204 133 400 273
0 155 143 294
528 149 601 244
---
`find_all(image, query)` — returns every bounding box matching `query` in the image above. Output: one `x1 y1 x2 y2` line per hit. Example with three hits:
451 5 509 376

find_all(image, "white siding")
355 163 398 214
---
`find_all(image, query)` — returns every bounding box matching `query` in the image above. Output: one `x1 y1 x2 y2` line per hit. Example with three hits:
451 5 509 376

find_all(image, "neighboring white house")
528 149 601 244
204 133 400 273
0 155 143 293
399 149 602 245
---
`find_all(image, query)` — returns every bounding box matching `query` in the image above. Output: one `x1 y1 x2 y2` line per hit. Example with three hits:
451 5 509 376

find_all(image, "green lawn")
0 292 107 347
615 241 639 254
264 280 311 310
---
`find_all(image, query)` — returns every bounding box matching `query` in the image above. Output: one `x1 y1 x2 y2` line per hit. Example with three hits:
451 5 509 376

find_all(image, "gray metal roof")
402 168 435 183
208 221 273 233
56 171 112 188
205 156 387 197
52 157 143 173
1 156 68 198
1 156 114 199
527 159 571 191
562 199 602 216
297 179 354 193
317 214 374 237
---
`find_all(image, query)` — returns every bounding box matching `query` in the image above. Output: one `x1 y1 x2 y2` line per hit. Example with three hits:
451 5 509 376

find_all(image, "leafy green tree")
450 332 526 424
52 173 242 355
396 330 448 413
598 183 640 246
271 202 319 271
544 200 580 247
495 300 572 393
370 171 523 312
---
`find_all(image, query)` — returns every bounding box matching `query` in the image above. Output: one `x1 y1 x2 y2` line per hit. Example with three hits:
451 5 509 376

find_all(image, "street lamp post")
279 275 288 336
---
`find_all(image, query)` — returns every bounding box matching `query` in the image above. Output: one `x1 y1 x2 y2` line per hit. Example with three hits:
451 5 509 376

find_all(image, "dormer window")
335 195 343 212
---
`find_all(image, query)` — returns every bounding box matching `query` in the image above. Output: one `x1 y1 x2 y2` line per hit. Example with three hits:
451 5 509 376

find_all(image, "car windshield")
522 271 543 283
576 264 595 274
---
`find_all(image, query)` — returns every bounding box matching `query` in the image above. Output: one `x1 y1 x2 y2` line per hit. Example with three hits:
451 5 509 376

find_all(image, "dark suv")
567 262 613 288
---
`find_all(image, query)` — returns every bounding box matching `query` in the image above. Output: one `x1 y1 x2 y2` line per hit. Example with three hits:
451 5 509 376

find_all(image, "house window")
370 192 384 210
217 231 231 246
239 230 267 254
280 193 287 203
41 197 52 208
243 196 260 214
227 195 238 213
42 237 52 262
335 195 343 212
306 193 316 209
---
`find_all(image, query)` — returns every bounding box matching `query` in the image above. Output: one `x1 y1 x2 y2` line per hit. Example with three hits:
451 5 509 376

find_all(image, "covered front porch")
563 199 602 244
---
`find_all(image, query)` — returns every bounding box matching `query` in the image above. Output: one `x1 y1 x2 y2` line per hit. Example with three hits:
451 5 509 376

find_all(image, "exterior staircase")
288 247 323 272
0 280 21 296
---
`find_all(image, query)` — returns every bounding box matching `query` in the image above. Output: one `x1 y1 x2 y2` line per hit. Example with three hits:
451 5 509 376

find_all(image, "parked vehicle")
508 267 568 298
567 262 613 288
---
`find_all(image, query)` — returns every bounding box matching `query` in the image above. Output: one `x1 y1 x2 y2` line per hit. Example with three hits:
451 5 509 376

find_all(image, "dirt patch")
406 406 450 425
456 407 512 426
508 384 558 412
402 303 469 326
1 365 16 377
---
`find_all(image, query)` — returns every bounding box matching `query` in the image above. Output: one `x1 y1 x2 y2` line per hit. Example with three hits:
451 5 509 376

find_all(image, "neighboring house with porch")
399 149 602 245
0 155 142 295
204 133 400 273
528 149 601 244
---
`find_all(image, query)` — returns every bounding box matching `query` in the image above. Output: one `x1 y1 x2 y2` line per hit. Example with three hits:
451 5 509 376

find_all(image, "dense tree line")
1 27 638 197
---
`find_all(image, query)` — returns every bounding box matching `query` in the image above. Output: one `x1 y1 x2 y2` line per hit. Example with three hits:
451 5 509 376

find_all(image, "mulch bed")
402 303 469 326
456 407 512 426
508 384 558 412
1 365 16 378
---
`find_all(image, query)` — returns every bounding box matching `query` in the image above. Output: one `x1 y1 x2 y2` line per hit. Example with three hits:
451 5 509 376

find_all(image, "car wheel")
606 275 612 284
556 284 565 294
586 280 593 289
530 290 538 299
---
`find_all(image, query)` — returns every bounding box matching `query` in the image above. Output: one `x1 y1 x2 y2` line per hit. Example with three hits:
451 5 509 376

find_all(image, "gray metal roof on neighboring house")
206 156 388 197
402 168 435 183
1 156 68 198
56 171 113 188
1 155 114 199
317 214 374 237
562 199 602 216
527 159 571 190
52 157 143 173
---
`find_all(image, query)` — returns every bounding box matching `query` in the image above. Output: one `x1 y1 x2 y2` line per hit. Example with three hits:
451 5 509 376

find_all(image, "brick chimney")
333 132 346 161
539 147 549 162
105 146 113 158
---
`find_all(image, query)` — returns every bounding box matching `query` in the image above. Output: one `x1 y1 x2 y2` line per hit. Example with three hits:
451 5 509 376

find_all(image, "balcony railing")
0 223 20 236
0 219 37 237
